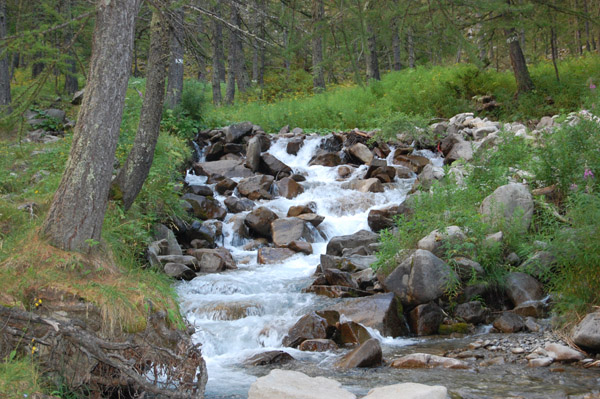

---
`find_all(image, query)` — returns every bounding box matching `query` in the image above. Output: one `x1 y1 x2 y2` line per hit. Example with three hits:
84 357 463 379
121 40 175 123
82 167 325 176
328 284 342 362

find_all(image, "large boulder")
245 136 262 172
271 218 314 247
383 250 456 308
187 248 237 273
248 370 356 399
320 254 377 272
338 321 372 345
341 178 384 193
224 196 255 213
493 312 525 333
276 177 304 199
326 230 379 256
545 343 585 362
260 153 292 177
257 247 295 264
182 194 227 220
417 164 445 190
299 339 337 352
480 183 533 230
445 141 473 164
153 224 182 256
332 293 408 337
504 272 544 307
392 153 430 174
237 175 274 200
363 383 448 399
283 312 328 348
408 302 444 336
245 207 279 238
193 159 253 179
335 338 382 368
572 311 600 352
225 121 253 143
454 301 488 324
368 204 411 232
324 269 358 289
308 151 342 167
348 143 373 164
243 351 294 366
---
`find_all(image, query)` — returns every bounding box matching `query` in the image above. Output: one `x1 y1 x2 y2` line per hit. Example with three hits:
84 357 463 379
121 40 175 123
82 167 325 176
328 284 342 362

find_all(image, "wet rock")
391 353 469 369
545 343 585 362
205 142 224 161
224 196 255 213
395 165 415 179
320 254 377 272
363 383 448 399
383 249 456 308
337 165 353 178
215 177 237 195
493 312 525 333
480 183 534 231
332 293 408 337
304 285 371 298
187 220 222 247
504 272 545 307
341 178 384 193
529 357 553 367
308 151 342 167
271 218 314 247
336 338 382 368
283 312 328 347
164 263 196 280
276 177 304 199
187 184 213 197
287 202 317 217
338 321 372 345
237 175 274 200
260 153 292 177
572 311 600 352
299 339 337 352
452 257 485 281
243 351 294 366
188 248 237 273
245 136 262 172
244 207 279 239
454 301 488 324
243 238 269 251
196 301 263 320
297 213 325 227
409 302 445 336
286 137 304 155
248 369 356 399
225 121 253 143
288 240 313 255
367 204 411 232
193 159 253 179
324 269 358 289
326 230 379 256
182 194 227 221
321 133 344 152
348 143 373 164
157 255 199 271
257 247 295 264
417 226 466 257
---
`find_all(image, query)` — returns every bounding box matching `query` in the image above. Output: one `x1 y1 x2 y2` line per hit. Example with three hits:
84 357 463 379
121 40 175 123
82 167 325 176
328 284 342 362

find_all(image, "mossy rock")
438 322 469 335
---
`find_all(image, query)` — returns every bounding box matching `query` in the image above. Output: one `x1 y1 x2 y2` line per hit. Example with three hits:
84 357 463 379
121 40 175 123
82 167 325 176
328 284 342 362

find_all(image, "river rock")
237 175 274 200
245 207 279 238
452 257 484 281
545 343 585 362
188 248 237 273
408 302 444 336
493 312 525 333
288 240 313 255
276 177 304 199
260 153 292 177
445 141 473 164
348 143 373 164
480 183 534 231
248 369 356 399
299 339 338 352
283 312 328 347
153 224 182 256
336 338 382 369
504 272 544 307
287 137 304 155
287 202 317 216
215 177 237 195
326 230 379 256
338 321 372 345
271 218 314 247
363 383 448 399
187 184 213 196
257 247 295 264
418 164 445 189
341 178 384 193
454 301 488 324
187 220 222 247
244 351 294 366
225 121 253 143
324 269 358 289
383 249 456 308
205 142 224 161
393 153 430 173
332 293 408 337
309 151 342 167
245 136 262 172
305 285 370 298
529 357 553 368
391 353 469 369
572 311 600 352
182 194 227 220
320 254 377 272
164 263 196 280
367 204 411 232
417 226 466 257
157 255 199 271
224 196 255 213
193 159 253 179
297 213 325 227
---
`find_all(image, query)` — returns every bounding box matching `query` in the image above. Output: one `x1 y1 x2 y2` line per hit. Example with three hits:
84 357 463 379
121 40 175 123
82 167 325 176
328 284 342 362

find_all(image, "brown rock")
324 269 358 289
299 339 338 352
271 218 314 247
276 177 304 199
237 175 274 200
243 351 294 366
245 207 279 238
288 240 313 255
257 247 295 264
297 213 325 227
409 302 444 336
283 312 328 347
335 338 382 368
338 321 372 345
391 353 469 369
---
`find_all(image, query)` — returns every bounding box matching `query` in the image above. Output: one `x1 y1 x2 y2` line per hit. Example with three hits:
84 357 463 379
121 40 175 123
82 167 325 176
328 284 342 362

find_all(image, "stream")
177 134 600 399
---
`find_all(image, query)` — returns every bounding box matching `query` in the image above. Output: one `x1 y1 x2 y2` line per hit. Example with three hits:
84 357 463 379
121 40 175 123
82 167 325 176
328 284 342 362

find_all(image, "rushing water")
177 134 600 399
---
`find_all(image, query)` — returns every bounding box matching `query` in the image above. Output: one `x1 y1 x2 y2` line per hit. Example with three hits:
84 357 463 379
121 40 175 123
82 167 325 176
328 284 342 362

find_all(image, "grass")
201 56 600 132
0 356 44 399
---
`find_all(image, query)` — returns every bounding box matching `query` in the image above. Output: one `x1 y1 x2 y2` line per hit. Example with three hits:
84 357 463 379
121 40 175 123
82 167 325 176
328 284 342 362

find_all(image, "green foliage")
162 79 209 139
376 112 432 144
0 356 44 399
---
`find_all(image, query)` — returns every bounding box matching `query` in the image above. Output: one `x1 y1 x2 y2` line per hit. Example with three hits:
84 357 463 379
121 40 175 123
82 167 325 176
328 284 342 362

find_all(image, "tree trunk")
366 23 380 80
231 7 248 93
224 15 236 105
32 52 45 78
211 3 224 105
392 29 402 71
42 0 140 252
112 9 170 211
407 27 415 68
0 0 11 113
312 0 326 91
165 9 184 109
505 27 534 94
195 13 206 81
550 26 560 82
63 0 79 95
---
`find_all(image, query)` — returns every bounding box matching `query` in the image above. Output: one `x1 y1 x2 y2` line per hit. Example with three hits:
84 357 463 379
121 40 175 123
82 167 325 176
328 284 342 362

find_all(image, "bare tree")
42 0 140 251
0 0 11 113
312 0 326 91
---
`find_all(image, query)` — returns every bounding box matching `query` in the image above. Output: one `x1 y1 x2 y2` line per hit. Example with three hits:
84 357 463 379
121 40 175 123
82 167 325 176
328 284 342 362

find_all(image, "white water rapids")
178 135 442 398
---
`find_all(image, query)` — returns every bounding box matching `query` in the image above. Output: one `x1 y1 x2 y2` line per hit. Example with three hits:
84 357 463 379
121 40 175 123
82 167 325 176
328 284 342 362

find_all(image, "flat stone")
391 353 469 369
299 339 338 352
248 370 356 399
545 343 585 362
363 383 447 399
243 351 294 366
257 248 295 264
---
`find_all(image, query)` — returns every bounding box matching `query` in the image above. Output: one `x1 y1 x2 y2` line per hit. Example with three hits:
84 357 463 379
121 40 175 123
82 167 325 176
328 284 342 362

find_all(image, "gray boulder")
572 311 600 352
348 143 373 164
225 121 253 143
164 263 196 280
326 230 379 256
480 183 533 230
245 136 262 172
493 312 525 333
237 175 274 200
417 226 466 257
193 159 253 179
455 301 488 324
271 218 314 247
408 302 444 336
248 370 356 399
363 383 447 399
504 272 544 307
245 207 279 238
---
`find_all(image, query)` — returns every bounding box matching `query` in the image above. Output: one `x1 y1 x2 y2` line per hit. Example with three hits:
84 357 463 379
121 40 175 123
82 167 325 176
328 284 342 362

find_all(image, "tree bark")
505 27 534 94
63 0 79 95
231 6 248 93
166 9 184 109
42 0 140 252
366 23 380 80
112 8 170 211
224 23 236 105
407 27 415 68
0 0 11 113
211 2 224 105
312 0 326 91
392 30 402 71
